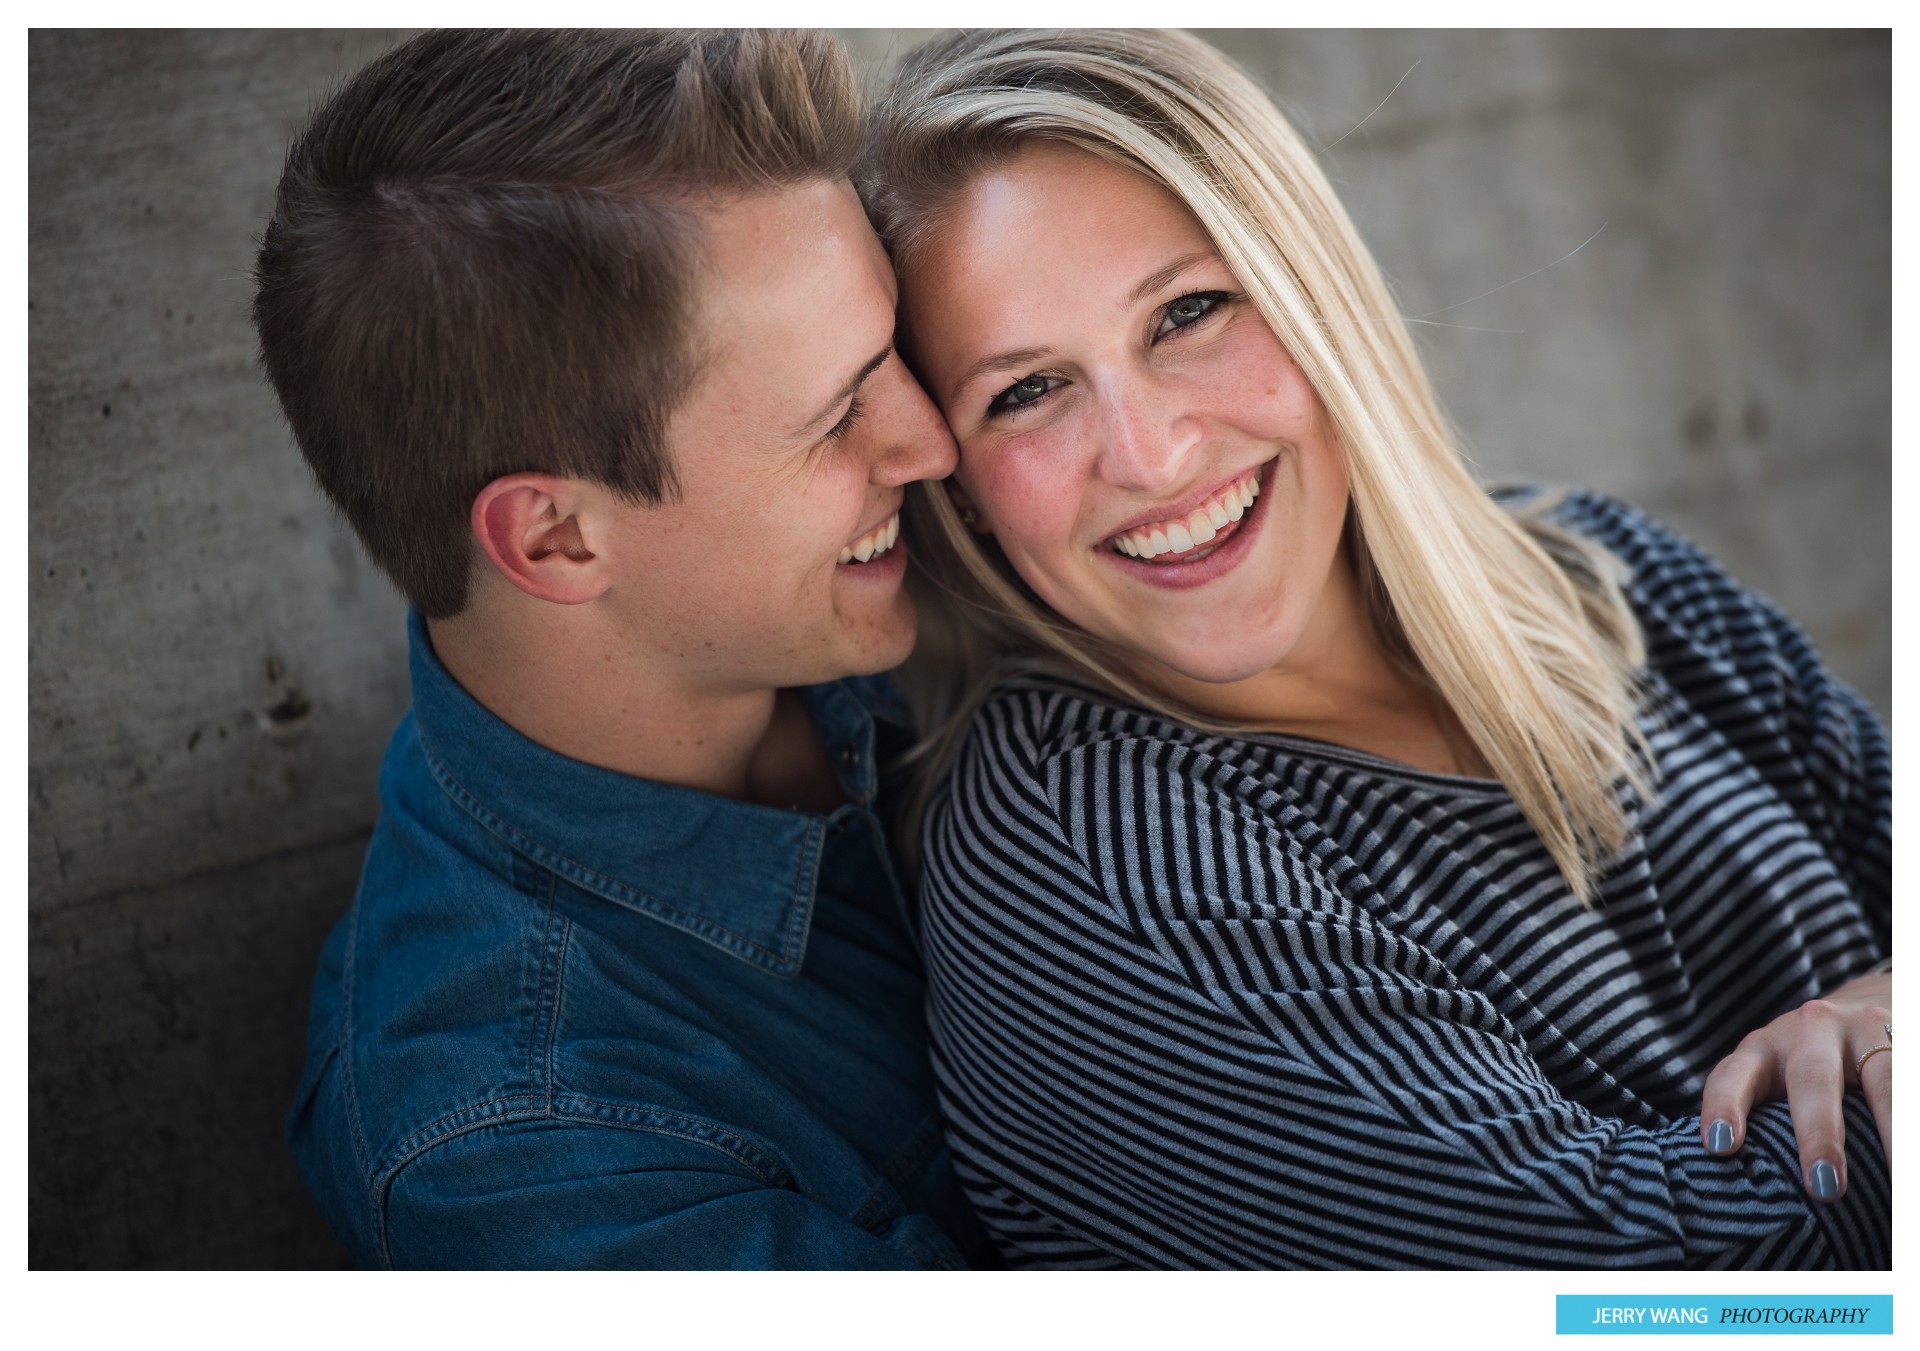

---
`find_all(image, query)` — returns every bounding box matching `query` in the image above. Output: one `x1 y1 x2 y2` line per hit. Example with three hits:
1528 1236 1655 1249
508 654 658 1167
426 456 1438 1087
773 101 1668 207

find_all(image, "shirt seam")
334 887 383 1261
373 1099 807 1266
415 729 810 972
529 871 568 1113
372 1095 800 1196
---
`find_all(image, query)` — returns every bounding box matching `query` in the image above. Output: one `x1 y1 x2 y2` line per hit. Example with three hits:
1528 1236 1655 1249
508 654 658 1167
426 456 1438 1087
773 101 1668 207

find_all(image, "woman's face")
899 143 1356 692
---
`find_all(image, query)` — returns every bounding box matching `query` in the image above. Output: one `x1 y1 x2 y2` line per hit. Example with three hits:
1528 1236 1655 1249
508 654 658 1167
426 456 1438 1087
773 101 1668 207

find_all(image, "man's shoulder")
293 760 560 1158
291 783 781 1259
294 716 837 1162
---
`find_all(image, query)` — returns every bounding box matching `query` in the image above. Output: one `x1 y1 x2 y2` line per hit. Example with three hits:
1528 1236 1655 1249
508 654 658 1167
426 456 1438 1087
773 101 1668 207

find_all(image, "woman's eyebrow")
946 252 1222 407
1127 250 1217 306
947 346 1053 407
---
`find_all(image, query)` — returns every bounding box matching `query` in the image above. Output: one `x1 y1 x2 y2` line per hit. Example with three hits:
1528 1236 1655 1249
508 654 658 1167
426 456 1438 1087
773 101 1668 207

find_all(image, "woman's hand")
1699 970 1890 1201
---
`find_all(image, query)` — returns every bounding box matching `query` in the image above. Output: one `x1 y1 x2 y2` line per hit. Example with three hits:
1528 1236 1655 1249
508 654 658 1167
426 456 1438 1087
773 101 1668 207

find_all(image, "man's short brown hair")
253 29 862 618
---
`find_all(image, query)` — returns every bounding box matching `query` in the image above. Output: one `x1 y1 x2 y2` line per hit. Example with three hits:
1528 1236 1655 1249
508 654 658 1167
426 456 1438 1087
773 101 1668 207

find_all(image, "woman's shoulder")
1497 483 1784 662
965 671 1215 769
1499 483 1714 578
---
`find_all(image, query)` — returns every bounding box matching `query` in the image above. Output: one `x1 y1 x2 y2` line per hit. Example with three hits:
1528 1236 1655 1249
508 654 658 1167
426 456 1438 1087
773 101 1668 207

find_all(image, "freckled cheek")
812 471 873 538
961 442 1090 560
1200 341 1322 442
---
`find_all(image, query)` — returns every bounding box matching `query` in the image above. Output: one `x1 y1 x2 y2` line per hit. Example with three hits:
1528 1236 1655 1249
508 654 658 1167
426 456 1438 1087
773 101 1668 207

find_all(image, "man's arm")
381 1118 964 1270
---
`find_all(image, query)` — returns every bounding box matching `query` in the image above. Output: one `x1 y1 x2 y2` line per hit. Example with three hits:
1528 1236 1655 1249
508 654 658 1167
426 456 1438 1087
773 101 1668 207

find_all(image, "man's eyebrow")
799 344 893 436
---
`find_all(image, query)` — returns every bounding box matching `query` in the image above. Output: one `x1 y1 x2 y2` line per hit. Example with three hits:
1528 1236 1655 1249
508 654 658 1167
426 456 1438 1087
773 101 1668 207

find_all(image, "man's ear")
470 473 611 605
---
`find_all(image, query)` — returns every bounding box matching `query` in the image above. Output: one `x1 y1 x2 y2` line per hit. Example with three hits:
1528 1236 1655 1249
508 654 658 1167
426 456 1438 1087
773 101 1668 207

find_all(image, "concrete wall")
29 29 1889 1267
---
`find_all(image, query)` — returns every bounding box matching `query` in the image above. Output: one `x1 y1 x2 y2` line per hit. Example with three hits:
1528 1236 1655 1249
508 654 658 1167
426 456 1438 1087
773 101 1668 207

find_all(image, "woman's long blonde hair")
862 29 1650 904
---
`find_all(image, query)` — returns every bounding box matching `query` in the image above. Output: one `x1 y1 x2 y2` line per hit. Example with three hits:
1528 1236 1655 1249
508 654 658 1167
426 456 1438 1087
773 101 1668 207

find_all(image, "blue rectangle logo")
1557 1295 1891 1335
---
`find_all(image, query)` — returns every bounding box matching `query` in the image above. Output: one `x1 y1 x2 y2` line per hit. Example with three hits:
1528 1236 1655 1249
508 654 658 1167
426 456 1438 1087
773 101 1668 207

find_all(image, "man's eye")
1155 291 1230 338
986 374 1059 417
822 396 866 442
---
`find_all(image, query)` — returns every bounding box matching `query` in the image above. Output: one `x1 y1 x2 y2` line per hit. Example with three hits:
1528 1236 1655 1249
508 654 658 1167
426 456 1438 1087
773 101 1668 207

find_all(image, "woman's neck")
1140 550 1492 779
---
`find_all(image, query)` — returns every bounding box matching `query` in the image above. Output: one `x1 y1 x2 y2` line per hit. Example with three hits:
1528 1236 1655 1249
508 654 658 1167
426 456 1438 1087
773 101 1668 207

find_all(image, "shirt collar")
404 611 893 978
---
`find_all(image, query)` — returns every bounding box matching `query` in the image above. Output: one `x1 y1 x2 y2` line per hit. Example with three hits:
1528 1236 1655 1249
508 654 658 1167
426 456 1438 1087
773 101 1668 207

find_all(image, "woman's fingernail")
1706 1119 1735 1154
1810 1160 1842 1200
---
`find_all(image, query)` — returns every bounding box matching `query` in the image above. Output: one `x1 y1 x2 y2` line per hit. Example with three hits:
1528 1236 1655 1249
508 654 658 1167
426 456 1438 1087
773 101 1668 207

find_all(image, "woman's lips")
1105 464 1263 560
1100 459 1273 591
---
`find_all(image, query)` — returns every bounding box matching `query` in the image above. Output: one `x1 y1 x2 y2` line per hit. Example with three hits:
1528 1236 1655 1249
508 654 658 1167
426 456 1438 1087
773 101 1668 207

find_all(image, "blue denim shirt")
289 614 986 1268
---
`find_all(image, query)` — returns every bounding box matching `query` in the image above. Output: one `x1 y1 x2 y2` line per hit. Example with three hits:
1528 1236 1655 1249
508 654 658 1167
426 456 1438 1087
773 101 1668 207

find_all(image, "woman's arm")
923 714 1890 1269
1552 491 1893 1192
1686 628 1891 1189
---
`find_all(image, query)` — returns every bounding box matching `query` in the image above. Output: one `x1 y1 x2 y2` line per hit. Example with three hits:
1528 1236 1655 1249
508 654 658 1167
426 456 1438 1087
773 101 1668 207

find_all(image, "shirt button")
840 744 861 773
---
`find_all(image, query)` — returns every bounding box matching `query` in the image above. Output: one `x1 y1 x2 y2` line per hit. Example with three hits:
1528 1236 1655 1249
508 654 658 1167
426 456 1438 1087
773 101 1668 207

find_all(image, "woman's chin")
1137 645 1290 692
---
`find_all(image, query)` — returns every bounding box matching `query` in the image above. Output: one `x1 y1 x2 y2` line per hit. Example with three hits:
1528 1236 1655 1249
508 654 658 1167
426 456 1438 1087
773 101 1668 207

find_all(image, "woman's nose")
1095 373 1200 495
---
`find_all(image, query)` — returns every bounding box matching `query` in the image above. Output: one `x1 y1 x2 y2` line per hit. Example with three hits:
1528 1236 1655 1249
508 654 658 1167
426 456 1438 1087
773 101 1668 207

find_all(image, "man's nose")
870 354 959 485
1095 371 1199 495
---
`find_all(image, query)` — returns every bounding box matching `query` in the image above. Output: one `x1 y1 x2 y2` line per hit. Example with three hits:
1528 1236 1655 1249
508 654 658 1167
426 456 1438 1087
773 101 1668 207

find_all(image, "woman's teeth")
838 511 900 565
1110 471 1260 560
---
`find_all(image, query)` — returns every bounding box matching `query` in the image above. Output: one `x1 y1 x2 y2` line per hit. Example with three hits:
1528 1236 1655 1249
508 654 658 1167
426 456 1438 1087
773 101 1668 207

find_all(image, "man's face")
594 178 956 697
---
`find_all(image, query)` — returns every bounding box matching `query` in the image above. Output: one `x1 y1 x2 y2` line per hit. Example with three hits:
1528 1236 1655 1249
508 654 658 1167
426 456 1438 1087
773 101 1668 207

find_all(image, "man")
255 29 985 1268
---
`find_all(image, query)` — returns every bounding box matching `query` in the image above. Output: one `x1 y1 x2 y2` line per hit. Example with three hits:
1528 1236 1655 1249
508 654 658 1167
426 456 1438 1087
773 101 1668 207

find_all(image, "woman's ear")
946 481 992 534
470 473 611 605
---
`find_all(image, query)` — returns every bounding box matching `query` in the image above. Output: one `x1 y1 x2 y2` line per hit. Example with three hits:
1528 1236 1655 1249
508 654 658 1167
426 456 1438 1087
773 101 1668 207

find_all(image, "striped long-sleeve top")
920 490 1890 1269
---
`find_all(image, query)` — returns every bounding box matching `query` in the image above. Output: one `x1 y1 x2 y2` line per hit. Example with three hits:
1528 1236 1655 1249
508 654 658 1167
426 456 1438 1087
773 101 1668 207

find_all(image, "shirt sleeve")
1554 490 1890 953
1748 604 1891 957
380 1118 964 1270
923 725 1891 1270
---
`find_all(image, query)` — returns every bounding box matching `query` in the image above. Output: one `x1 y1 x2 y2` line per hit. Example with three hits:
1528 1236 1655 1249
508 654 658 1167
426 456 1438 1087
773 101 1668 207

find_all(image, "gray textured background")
29 30 1889 1268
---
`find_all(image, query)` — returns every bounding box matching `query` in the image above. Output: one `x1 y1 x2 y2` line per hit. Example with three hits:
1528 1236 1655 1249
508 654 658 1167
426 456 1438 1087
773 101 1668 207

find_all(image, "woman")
861 30 1891 1268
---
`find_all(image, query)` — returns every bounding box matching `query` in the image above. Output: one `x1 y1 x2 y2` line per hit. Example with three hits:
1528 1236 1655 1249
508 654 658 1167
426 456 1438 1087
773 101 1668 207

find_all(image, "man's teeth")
1111 472 1260 559
838 512 900 565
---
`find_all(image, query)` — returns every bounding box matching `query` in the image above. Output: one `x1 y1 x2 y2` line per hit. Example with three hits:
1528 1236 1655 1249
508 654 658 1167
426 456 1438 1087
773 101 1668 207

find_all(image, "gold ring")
1856 1043 1892 1076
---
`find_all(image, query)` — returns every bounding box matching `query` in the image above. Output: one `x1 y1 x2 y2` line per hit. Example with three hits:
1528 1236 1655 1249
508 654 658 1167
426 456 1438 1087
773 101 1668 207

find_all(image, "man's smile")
838 509 901 565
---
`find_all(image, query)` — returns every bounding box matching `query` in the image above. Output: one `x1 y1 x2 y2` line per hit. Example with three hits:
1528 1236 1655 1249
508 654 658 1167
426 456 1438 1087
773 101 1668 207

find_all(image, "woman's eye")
1155 291 1230 338
986 373 1059 417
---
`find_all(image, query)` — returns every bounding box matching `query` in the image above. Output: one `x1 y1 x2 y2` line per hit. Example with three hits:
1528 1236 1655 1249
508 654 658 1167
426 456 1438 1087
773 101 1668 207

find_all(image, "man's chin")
834 606 918 680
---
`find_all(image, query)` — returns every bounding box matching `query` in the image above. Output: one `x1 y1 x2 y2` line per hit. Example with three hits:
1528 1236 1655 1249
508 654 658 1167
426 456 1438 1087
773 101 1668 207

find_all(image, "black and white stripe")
921 490 1890 1269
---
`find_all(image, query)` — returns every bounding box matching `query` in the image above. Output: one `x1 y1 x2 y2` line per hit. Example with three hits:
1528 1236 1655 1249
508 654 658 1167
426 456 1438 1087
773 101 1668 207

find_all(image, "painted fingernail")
1810 1160 1841 1200
1706 1119 1735 1154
